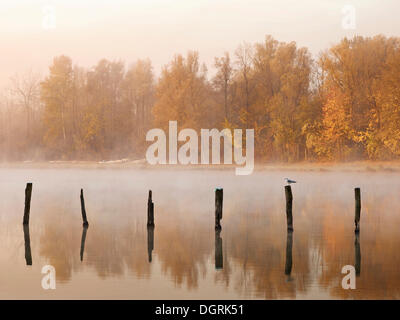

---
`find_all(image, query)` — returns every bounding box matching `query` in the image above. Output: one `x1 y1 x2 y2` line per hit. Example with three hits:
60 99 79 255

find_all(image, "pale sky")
1 0 400 89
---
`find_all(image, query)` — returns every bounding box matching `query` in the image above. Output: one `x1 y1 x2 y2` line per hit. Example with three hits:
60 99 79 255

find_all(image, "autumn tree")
153 51 215 130
370 42 400 158
124 59 155 153
247 36 313 161
314 35 400 160
234 42 255 129
213 52 233 121
10 71 41 139
41 55 74 158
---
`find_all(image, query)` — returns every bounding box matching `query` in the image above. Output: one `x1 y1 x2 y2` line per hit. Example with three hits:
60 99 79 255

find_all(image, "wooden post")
147 190 154 226
355 232 361 276
215 229 223 269
355 187 361 233
23 225 32 266
23 183 33 225
80 225 88 262
80 189 89 227
285 230 293 275
147 225 155 263
215 188 223 230
285 185 293 231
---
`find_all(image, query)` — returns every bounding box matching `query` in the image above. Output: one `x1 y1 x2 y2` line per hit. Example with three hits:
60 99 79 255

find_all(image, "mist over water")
0 167 400 299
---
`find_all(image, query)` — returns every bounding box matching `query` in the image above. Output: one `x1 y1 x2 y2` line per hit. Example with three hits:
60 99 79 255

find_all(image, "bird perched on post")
285 178 297 185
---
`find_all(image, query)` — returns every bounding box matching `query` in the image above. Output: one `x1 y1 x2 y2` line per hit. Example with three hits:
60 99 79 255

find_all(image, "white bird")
285 178 297 185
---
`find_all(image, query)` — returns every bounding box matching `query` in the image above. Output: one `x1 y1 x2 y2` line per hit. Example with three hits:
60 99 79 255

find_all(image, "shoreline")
1 160 400 172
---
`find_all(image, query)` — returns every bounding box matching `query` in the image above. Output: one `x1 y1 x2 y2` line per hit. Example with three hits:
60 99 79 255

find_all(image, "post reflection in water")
147 225 155 263
23 225 32 266
215 229 223 270
80 226 88 262
285 231 293 277
355 232 361 276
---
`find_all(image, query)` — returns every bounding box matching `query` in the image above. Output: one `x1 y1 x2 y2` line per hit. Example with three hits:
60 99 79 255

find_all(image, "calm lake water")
0 167 399 299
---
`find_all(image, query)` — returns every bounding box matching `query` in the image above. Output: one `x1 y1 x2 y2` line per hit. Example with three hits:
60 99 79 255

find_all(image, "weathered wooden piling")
285 230 293 275
23 225 32 266
147 190 154 226
355 232 361 276
147 224 155 263
354 187 361 233
215 188 223 230
80 225 88 262
215 229 223 269
285 185 293 231
80 189 89 227
23 183 33 225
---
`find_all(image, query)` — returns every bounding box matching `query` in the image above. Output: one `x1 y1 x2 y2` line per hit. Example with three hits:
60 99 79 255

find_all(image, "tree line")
1 34 400 162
